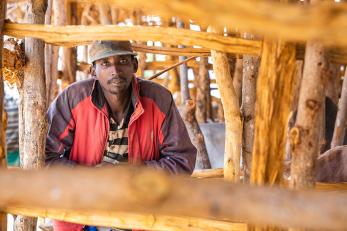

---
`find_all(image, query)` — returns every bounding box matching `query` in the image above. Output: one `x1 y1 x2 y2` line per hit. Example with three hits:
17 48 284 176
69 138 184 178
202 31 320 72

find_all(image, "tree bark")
195 57 211 123
251 39 296 186
209 27 242 182
15 0 48 230
45 0 58 105
0 1 7 230
53 0 76 87
181 100 211 169
177 19 191 104
233 57 243 105
290 41 327 189
331 69 347 148
241 53 259 183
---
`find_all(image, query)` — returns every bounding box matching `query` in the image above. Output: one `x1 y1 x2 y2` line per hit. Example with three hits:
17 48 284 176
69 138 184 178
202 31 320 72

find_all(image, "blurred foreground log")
0 167 347 230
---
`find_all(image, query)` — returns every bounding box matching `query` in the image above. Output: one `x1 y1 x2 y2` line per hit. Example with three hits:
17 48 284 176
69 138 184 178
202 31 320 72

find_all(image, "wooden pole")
1 167 347 230
233 57 243 105
209 26 242 182
0 1 7 230
45 0 59 105
6 207 246 231
181 100 211 169
3 23 262 55
251 39 296 186
177 19 190 104
195 56 212 123
290 41 327 189
331 70 347 148
241 40 259 182
15 0 48 229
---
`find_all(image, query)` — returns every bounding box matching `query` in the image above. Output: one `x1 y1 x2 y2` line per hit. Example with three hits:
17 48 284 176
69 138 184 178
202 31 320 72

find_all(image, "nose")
110 64 121 76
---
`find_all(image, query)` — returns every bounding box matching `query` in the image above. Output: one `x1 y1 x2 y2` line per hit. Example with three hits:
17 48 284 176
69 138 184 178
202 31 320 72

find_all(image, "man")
45 40 197 231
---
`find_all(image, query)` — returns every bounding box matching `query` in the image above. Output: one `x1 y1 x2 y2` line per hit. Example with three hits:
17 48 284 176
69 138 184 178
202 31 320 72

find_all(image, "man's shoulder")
138 78 173 112
138 78 171 99
53 78 95 109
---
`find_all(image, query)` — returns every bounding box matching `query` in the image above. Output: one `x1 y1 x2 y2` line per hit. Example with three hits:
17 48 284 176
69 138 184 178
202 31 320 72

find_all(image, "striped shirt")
102 102 134 165
4 97 19 152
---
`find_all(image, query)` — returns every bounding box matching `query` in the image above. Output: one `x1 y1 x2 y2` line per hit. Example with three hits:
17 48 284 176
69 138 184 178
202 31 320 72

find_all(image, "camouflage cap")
89 40 137 63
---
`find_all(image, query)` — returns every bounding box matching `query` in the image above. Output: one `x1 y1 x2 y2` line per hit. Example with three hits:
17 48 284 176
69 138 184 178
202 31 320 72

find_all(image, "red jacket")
45 77 196 231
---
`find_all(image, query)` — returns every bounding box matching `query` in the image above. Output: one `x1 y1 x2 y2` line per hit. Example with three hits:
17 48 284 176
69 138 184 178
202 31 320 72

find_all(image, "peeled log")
209 27 242 182
251 39 296 186
0 167 347 230
290 41 327 189
181 100 211 169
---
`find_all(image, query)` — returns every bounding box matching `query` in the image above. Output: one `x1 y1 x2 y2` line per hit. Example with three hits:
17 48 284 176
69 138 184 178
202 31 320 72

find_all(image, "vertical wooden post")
241 46 259 182
195 56 211 123
331 70 347 148
251 39 296 186
54 0 76 86
289 41 327 189
209 27 242 182
0 1 7 230
233 57 243 105
16 0 48 230
177 19 190 104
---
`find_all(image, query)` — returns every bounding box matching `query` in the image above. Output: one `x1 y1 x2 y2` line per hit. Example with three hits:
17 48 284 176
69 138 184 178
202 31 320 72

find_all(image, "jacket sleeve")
45 90 77 167
144 98 197 175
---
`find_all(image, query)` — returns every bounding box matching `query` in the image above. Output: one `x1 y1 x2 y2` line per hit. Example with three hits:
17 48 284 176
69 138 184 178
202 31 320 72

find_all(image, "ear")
90 65 97 79
132 57 139 73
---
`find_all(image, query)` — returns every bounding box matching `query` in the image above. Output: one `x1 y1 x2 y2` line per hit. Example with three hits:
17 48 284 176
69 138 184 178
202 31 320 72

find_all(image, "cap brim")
91 50 137 63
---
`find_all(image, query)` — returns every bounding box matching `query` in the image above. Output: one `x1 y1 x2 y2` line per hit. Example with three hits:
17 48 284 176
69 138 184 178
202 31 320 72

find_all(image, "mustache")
107 76 125 84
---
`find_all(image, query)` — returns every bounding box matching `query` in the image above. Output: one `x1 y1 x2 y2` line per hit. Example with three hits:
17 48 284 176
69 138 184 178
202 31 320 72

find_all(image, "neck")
104 87 131 114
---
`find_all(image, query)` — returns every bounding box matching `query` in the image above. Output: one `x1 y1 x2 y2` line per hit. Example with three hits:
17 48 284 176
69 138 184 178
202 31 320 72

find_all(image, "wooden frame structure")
1 0 347 230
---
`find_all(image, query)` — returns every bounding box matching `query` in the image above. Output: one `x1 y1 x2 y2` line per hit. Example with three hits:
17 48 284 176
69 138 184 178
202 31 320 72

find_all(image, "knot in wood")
305 99 320 112
128 169 171 205
290 126 301 146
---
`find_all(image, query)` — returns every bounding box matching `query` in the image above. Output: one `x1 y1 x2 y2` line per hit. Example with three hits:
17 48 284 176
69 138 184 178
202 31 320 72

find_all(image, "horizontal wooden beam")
71 0 347 47
0 167 347 230
5 207 246 231
133 44 210 57
3 23 262 55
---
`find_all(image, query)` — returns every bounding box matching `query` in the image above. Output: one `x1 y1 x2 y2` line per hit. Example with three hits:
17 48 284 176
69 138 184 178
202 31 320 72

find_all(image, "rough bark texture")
251 39 296 186
54 0 76 86
209 27 242 182
285 60 304 161
331 70 347 148
290 41 327 189
177 20 190 104
1 167 347 231
0 1 7 230
181 100 211 169
45 0 58 105
15 0 48 229
195 57 211 123
233 57 243 105
241 54 259 183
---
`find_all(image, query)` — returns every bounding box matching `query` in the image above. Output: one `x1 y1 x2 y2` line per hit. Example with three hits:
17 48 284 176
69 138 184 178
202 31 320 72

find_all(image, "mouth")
108 77 126 86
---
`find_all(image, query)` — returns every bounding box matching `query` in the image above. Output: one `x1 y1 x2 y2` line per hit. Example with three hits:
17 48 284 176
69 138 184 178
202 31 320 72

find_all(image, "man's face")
93 55 138 95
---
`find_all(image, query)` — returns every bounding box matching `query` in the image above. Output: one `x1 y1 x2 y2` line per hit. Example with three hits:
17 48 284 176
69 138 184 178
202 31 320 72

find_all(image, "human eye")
119 58 129 65
101 60 109 67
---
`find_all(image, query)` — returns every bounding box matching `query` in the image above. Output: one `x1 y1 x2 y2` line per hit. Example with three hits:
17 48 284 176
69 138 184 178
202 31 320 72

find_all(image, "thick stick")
290 41 327 189
251 39 296 185
0 167 347 230
209 27 242 182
